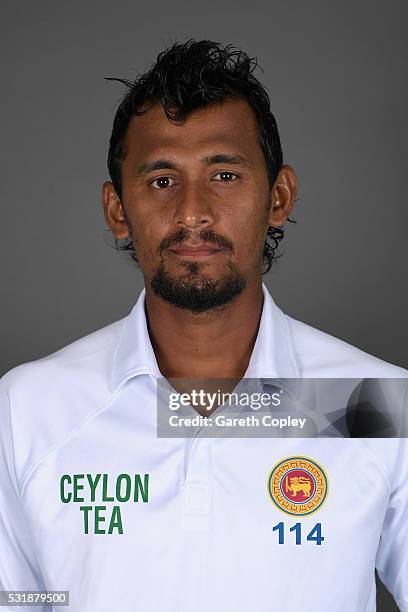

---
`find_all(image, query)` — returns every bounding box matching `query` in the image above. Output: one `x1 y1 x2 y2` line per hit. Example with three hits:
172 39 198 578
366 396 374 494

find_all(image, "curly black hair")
106 39 295 273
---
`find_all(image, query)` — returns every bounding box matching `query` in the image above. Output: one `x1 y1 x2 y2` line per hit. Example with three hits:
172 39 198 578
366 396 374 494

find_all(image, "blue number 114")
272 522 324 545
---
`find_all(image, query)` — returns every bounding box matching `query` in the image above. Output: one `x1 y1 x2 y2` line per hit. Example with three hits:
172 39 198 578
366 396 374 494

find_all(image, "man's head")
103 40 297 313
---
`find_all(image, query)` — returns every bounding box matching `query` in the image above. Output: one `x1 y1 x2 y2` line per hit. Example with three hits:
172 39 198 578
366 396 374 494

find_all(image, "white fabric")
0 283 407 611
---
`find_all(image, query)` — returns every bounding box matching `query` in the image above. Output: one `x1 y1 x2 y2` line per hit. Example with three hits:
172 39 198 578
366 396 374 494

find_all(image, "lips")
169 244 224 257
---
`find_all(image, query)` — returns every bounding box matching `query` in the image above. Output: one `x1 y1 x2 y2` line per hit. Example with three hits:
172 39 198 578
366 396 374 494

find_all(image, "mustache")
159 228 234 255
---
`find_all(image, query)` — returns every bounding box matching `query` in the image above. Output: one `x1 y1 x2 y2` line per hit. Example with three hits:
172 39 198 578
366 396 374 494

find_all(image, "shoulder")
0 317 127 485
1 316 126 396
284 314 408 377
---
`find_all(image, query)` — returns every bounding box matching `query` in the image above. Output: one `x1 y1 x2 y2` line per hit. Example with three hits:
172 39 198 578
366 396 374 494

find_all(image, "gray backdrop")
1 1 407 610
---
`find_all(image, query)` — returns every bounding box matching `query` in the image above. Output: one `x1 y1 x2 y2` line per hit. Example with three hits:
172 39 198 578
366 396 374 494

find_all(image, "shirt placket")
179 428 212 612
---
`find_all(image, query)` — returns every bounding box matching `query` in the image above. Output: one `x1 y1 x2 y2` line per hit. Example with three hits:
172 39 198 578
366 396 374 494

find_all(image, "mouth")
169 245 225 258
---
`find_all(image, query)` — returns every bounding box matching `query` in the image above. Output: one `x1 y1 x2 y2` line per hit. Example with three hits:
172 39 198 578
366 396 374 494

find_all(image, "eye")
213 171 239 182
151 176 175 189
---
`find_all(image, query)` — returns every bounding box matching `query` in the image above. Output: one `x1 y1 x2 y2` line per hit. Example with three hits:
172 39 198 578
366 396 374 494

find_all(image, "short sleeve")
376 437 408 612
0 377 48 609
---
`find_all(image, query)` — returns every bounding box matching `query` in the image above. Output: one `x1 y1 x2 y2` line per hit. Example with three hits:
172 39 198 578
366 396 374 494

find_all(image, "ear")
102 181 130 239
267 165 298 226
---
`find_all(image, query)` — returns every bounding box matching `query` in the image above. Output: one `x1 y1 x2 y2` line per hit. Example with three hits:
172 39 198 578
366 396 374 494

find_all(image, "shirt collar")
111 282 301 392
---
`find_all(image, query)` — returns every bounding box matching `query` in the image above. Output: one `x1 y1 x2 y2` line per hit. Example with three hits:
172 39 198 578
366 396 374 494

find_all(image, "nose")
174 182 216 230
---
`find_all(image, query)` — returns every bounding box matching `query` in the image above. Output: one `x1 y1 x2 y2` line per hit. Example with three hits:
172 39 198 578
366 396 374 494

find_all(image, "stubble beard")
150 258 247 314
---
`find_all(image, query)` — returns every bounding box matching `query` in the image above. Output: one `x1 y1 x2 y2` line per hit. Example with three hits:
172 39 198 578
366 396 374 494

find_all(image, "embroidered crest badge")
267 456 329 516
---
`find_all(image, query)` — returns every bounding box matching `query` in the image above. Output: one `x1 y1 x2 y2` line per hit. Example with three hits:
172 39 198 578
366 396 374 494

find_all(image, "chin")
150 263 247 313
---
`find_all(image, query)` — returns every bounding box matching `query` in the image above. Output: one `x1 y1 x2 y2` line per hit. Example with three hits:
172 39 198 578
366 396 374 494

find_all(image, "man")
0 40 407 612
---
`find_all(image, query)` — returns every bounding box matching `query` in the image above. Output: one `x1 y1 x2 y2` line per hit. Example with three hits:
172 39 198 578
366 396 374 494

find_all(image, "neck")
144 277 264 380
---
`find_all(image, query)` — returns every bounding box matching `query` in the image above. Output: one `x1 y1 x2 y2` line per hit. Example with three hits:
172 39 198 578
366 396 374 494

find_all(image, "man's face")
103 98 296 313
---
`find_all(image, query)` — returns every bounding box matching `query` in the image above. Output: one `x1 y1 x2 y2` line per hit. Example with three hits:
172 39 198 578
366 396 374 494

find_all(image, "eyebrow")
136 159 178 175
135 153 251 175
203 153 251 167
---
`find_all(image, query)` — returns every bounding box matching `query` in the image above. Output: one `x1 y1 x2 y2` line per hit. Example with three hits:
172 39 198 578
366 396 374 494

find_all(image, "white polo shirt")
1 283 407 612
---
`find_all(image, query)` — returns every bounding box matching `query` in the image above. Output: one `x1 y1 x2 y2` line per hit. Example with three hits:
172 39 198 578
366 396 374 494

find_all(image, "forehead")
122 98 262 161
